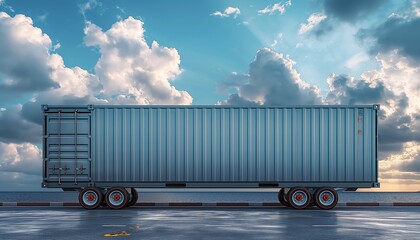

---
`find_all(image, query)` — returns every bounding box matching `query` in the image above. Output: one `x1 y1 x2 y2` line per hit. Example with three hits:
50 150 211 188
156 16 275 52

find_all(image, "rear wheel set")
278 187 338 210
79 187 138 210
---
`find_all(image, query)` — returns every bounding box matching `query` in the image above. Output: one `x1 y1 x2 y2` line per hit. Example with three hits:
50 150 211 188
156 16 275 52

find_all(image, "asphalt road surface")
0 207 419 240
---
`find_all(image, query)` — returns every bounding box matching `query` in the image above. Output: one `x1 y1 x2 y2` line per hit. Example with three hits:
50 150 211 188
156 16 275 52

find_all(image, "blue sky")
1 0 397 105
1 0 420 191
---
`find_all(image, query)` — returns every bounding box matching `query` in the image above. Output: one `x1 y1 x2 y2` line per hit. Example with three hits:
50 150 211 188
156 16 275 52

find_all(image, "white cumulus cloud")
0 142 41 175
299 13 327 35
258 0 291 15
362 50 420 116
0 12 57 101
84 17 192 105
211 7 241 18
219 48 322 105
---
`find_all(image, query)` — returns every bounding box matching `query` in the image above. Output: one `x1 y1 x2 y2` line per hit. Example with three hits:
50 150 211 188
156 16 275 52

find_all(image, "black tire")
278 188 290 207
79 187 102 210
105 187 129 210
101 192 108 208
127 188 138 207
287 187 311 210
314 187 338 210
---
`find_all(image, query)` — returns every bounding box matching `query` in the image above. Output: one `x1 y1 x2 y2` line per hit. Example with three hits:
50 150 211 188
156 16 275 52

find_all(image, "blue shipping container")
42 105 379 190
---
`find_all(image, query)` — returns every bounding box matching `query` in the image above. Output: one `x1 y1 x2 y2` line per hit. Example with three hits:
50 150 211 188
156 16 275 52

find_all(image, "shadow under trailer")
42 105 379 210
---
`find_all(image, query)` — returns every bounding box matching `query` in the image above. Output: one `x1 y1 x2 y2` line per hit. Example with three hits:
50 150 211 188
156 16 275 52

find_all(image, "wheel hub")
295 194 303 201
322 194 330 201
87 194 95 201
113 194 121 201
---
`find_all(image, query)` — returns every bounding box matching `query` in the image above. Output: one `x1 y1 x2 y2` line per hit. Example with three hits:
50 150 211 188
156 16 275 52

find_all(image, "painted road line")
379 202 393 206
346 202 380 206
50 202 64 206
248 202 263 206
168 202 202 206
216 202 249 206
17 202 49 206
135 202 155 206
63 202 79 206
155 202 169 207
262 202 282 206
394 202 420 206
202 202 217 206
2 202 17 206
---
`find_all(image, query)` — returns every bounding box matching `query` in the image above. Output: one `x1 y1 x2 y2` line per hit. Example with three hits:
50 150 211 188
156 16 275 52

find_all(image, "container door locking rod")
58 111 62 185
74 111 78 185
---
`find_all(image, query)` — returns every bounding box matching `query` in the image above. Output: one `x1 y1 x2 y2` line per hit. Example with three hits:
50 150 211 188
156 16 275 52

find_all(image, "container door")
44 111 91 185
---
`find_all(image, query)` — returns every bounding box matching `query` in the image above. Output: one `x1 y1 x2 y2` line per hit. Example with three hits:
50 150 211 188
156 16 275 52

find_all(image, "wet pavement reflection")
0 207 419 239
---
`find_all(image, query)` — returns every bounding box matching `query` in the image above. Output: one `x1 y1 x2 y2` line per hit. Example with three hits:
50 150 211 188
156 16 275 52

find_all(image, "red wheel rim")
113 194 121 201
87 194 95 201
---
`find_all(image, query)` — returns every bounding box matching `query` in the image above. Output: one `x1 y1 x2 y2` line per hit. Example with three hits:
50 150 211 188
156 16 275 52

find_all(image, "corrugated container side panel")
229 109 234 180
282 109 289 181
311 109 319 181
238 109 244 180
244 109 249 181
356 108 362 181
346 109 353 181
330 109 335 180
257 109 262 181
320 108 327 181
186 109 192 180
195 109 202 181
130 109 135 181
204 108 210 181
90 106 376 183
274 109 280 180
268 109 276 181
365 109 372 181
337 109 344 181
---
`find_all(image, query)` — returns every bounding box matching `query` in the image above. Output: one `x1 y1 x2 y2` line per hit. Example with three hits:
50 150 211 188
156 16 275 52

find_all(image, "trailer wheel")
105 187 129 210
314 188 338 210
287 187 311 210
127 188 138 207
79 187 102 210
278 188 290 207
